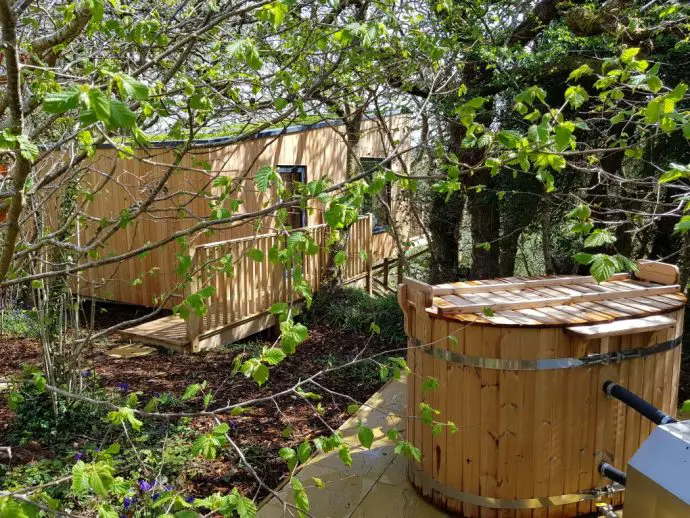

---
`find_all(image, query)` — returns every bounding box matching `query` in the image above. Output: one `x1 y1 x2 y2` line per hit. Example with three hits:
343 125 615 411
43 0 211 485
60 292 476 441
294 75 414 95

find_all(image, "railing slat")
186 215 372 342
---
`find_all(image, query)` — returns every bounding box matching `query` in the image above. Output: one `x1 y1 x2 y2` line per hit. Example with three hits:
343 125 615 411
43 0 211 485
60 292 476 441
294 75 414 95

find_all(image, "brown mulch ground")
0 315 402 499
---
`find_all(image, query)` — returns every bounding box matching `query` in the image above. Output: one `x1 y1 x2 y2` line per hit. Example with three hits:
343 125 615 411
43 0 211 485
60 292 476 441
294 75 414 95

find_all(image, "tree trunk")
466 162 501 279
428 190 464 283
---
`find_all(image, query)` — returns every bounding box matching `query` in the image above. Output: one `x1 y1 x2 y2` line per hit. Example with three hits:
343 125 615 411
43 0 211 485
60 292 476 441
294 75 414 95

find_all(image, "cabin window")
277 165 307 229
360 158 391 234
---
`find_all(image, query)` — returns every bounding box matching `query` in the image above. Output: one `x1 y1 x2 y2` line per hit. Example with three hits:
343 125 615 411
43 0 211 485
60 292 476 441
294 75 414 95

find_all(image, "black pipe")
603 380 677 425
600 462 627 486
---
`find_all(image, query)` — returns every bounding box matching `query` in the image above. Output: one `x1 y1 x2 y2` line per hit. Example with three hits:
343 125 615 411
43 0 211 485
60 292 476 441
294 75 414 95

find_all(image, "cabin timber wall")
45 115 411 308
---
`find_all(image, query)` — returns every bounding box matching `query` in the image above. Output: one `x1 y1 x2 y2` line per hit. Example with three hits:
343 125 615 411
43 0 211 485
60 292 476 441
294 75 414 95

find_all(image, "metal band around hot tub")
416 336 682 371
410 466 623 509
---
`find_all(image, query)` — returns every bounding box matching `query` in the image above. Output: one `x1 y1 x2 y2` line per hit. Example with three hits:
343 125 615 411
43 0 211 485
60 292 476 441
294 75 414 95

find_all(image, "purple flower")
152 493 160 501
75 451 84 461
117 382 130 393
138 480 152 492
123 497 134 510
229 420 238 432
185 496 195 504
81 370 91 378
164 485 174 491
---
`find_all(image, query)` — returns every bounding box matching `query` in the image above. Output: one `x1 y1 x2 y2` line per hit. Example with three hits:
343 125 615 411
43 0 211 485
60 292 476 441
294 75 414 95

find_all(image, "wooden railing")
185 214 373 342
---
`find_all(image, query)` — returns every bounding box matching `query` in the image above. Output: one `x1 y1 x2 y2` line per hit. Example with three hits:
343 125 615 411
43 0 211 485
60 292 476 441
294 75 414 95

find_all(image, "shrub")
308 288 406 344
1 309 40 338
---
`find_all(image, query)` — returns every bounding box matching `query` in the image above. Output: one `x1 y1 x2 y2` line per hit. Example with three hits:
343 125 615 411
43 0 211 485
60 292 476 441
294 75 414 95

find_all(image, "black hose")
603 380 677 425
600 462 627 486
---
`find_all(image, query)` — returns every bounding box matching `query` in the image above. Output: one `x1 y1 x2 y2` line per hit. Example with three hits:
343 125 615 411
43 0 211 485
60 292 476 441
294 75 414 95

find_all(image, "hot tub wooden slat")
566 315 676 339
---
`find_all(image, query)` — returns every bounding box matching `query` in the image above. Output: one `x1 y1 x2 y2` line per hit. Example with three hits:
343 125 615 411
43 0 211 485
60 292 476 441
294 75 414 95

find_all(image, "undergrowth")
307 288 405 344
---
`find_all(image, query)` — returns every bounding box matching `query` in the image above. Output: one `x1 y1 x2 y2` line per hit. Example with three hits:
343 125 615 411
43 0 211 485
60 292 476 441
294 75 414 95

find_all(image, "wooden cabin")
45 115 414 350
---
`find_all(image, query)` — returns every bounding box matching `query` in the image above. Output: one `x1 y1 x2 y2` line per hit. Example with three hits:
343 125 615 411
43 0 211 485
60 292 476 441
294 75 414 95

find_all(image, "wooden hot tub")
397 260 685 517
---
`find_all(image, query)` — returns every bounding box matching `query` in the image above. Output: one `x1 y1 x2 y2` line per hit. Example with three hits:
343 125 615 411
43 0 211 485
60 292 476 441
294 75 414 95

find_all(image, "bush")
1 309 40 338
5 367 109 446
308 288 406 344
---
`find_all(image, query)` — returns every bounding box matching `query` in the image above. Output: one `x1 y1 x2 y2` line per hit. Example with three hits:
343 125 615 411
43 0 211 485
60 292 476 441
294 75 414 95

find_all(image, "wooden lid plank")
566 315 677 339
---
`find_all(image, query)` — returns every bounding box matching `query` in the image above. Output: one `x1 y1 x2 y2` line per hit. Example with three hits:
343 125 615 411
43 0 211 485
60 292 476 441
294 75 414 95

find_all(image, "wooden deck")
119 216 374 352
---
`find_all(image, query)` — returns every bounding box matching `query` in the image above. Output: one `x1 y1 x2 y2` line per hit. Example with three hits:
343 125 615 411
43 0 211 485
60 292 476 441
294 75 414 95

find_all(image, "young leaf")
357 425 375 449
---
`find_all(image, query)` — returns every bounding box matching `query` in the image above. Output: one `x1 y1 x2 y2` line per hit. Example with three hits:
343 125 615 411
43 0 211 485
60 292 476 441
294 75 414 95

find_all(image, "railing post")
383 257 390 288
186 246 202 352
366 213 373 295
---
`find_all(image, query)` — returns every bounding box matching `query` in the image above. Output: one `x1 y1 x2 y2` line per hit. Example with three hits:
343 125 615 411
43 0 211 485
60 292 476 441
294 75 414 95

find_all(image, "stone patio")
257 377 449 517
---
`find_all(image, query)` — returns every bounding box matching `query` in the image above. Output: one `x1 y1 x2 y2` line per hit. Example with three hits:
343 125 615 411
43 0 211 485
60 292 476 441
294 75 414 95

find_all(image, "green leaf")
584 229 617 248
674 216 690 234
262 347 286 365
88 89 111 122
16 135 39 162
568 64 593 81
117 74 149 101
108 99 137 128
270 302 289 315
647 75 663 93
43 87 80 114
181 383 201 401
247 248 264 262
573 252 595 265
334 250 347 266
394 440 422 463
254 165 279 192
280 320 308 354
279 447 298 471
621 47 640 63
590 255 616 282
338 446 352 467
357 425 375 449
554 124 573 152
422 376 439 393
681 400 690 415
565 85 588 109
252 363 269 386
291 478 309 518
667 83 687 102
297 441 312 463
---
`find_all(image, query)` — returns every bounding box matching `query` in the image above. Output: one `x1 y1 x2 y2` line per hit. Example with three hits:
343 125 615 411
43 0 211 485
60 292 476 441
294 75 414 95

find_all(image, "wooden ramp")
119 216 374 353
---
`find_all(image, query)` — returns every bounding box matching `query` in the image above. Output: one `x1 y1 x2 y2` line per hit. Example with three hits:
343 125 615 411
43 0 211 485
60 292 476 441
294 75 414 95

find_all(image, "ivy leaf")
247 248 264 262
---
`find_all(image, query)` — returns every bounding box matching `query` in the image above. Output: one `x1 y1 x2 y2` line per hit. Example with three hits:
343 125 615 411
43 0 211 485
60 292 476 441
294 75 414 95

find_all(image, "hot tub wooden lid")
415 261 686 327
